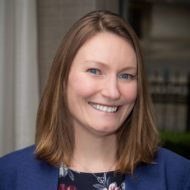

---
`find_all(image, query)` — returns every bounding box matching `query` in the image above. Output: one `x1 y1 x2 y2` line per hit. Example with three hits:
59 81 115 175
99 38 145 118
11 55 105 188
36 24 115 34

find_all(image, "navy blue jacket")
0 145 190 190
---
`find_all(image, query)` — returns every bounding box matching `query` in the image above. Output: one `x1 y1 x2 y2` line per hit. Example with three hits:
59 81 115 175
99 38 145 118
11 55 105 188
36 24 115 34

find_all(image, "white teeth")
90 103 118 113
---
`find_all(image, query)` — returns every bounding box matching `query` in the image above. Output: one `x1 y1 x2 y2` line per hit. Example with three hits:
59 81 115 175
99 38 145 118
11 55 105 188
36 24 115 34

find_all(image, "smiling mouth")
89 102 119 113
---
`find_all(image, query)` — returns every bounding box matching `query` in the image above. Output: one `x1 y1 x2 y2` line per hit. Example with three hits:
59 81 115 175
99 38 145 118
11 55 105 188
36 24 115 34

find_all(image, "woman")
0 10 189 190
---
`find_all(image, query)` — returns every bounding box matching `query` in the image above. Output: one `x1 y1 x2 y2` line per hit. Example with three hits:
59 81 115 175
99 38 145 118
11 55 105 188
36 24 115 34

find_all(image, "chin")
91 126 119 136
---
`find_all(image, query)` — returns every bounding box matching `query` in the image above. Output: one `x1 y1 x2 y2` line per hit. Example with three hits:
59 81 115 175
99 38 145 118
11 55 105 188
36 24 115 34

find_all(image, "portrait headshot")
0 4 190 190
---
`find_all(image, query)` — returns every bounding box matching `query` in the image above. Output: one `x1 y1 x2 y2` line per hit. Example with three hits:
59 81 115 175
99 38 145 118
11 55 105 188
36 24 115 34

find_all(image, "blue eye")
87 68 101 75
119 73 135 80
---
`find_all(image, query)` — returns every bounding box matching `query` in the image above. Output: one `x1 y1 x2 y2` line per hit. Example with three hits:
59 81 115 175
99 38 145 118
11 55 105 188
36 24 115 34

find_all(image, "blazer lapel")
21 159 59 190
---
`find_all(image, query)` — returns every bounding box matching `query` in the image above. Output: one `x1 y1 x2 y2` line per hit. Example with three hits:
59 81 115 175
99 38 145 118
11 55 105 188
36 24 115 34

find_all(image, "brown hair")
35 10 159 173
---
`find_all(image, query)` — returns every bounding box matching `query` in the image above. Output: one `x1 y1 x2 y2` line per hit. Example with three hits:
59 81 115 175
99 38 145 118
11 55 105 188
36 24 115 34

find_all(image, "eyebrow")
84 60 107 68
84 60 137 72
119 66 137 73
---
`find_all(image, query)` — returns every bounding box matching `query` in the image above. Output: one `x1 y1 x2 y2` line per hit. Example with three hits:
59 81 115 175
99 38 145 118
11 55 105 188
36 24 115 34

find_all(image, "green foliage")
160 131 190 159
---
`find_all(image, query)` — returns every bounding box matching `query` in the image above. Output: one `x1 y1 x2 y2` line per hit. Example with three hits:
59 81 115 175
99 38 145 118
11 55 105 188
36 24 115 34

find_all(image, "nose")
101 76 120 100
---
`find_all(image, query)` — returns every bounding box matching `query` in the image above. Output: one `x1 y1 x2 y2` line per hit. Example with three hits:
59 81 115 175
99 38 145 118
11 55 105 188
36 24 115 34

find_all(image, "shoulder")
156 147 190 162
0 145 42 181
132 148 190 190
0 145 53 173
0 145 36 170
0 145 36 189
156 147 190 170
156 148 190 189
0 145 58 190
0 146 58 190
0 145 35 159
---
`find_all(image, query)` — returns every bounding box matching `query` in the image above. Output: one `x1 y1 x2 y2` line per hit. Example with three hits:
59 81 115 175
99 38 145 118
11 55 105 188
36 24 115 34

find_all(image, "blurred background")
0 0 190 158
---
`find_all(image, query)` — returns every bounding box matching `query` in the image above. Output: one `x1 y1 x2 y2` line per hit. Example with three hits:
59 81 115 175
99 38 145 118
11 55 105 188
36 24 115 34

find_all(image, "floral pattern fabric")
58 165 125 190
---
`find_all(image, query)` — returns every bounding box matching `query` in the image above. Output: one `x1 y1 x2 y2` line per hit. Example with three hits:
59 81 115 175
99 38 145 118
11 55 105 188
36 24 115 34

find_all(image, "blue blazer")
0 145 190 190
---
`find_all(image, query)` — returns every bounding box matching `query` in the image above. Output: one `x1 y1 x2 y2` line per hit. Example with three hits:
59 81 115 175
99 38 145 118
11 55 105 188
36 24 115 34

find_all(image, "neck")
70 127 117 173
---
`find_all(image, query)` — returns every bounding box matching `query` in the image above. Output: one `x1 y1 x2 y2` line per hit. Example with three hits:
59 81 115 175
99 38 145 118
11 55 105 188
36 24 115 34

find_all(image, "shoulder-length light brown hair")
35 10 159 173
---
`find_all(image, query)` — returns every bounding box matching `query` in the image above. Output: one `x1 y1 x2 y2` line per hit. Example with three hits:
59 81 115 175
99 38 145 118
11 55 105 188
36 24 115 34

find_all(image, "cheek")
68 73 98 97
121 82 137 102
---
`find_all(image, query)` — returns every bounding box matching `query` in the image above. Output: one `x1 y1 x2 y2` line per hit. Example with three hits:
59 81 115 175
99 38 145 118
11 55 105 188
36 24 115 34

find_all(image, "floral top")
58 165 125 190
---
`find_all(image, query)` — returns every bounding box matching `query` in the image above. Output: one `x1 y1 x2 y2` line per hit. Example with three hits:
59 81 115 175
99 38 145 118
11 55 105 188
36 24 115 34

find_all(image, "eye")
119 73 135 80
87 68 101 75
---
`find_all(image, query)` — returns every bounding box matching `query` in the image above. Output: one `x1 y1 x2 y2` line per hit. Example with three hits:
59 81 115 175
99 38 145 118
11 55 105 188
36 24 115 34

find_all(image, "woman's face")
67 32 137 136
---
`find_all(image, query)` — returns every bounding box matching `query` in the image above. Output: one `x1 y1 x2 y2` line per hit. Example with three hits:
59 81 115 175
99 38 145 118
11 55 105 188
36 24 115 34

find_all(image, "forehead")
72 32 137 70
